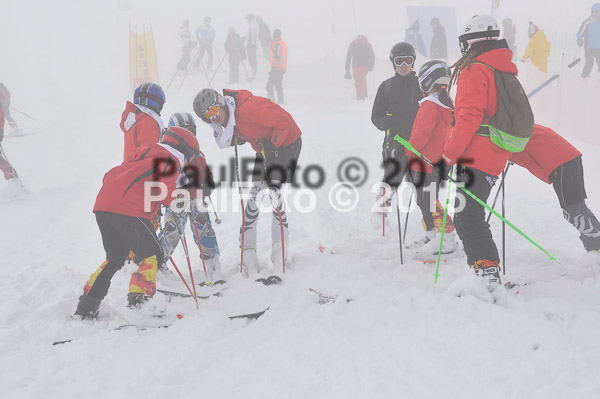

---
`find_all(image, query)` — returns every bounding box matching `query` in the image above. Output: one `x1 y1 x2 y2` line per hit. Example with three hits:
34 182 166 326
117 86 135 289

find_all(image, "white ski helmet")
458 14 500 55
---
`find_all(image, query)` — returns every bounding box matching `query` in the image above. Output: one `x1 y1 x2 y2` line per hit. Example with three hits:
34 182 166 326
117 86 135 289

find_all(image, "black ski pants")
453 165 499 265
266 69 285 104
582 48 600 78
86 211 162 300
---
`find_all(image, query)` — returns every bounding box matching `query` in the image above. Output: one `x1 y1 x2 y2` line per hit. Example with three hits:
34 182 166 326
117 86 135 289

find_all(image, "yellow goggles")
203 104 222 121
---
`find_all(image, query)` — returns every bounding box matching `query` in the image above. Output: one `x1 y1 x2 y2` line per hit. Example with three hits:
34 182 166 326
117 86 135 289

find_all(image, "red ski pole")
189 209 209 280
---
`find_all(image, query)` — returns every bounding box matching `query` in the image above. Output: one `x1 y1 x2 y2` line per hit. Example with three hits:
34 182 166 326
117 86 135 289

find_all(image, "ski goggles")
393 55 414 67
203 104 222 121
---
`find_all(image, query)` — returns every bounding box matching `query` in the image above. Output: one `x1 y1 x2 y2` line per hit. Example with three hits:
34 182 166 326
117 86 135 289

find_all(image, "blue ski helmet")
593 3 600 12
168 112 196 136
133 82 165 115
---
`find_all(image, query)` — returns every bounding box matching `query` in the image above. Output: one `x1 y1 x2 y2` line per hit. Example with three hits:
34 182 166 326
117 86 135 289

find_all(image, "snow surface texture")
1 1 600 398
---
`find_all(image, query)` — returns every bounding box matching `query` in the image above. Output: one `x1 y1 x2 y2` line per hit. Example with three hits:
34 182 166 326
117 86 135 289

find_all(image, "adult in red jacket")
511 124 600 251
441 15 519 284
193 88 302 274
266 29 288 104
74 127 199 319
345 35 375 100
120 83 166 160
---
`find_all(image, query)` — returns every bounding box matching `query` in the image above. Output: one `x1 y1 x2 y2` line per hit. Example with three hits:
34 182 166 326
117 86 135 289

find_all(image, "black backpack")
473 62 534 152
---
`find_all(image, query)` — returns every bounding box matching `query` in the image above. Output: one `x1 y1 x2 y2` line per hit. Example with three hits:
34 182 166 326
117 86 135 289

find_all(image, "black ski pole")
502 167 506 275
208 195 221 224
8 106 36 121
395 187 404 265
486 162 512 223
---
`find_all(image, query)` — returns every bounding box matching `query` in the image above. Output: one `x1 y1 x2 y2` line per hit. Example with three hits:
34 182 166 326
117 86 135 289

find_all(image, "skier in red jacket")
120 83 166 160
0 106 19 182
74 127 200 319
193 88 302 275
441 15 520 285
404 60 457 260
510 124 600 252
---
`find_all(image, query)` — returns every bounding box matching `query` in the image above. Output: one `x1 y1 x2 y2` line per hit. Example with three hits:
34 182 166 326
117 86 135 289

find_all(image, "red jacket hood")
474 48 518 75
355 35 368 43
223 89 252 105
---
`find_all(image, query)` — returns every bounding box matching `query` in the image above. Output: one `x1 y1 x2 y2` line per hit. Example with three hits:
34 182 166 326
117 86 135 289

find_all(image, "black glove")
344 70 352 79
380 115 394 130
577 38 584 47
432 160 452 182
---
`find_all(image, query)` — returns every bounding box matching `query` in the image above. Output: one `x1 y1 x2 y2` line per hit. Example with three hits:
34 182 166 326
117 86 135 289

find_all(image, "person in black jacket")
371 42 422 206
345 35 375 100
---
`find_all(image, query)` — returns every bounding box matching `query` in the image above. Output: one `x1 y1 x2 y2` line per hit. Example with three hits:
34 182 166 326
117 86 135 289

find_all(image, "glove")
380 115 394 130
344 70 352 79
230 136 246 146
577 38 584 47
432 160 452 182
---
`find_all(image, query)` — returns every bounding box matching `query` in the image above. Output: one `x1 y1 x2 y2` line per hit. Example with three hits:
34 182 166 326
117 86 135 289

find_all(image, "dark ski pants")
83 211 163 301
247 45 258 78
252 137 302 185
453 166 499 265
177 45 192 71
582 48 600 78
549 156 600 251
409 170 440 231
195 43 213 69
266 69 285 104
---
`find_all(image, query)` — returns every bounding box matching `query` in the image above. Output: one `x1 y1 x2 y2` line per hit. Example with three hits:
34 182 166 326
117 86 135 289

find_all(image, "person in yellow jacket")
266 29 287 104
522 22 551 73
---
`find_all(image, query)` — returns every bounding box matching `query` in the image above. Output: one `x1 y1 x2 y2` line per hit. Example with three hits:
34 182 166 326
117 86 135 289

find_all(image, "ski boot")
74 294 101 319
242 247 261 276
470 259 501 285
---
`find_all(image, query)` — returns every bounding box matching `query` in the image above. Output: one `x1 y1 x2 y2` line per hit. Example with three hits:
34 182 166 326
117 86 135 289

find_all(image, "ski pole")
166 70 180 91
435 172 453 283
174 212 199 308
208 53 228 87
234 142 247 273
208 195 221 224
8 106 36 121
395 187 404 265
188 205 209 280
502 167 506 275
260 144 286 274
156 218 198 306
394 134 559 263
527 57 581 99
402 171 417 244
486 162 512 223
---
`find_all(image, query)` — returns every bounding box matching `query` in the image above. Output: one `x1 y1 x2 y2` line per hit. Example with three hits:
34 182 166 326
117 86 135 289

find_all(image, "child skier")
120 82 165 160
157 112 222 282
74 127 199 319
193 88 302 275
371 42 423 222
510 124 600 252
403 60 458 260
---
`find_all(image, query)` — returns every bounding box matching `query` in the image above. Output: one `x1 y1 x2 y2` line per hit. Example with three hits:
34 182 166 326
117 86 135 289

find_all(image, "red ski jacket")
120 101 162 161
406 97 453 174
224 89 302 153
443 47 518 176
93 144 182 219
510 124 581 184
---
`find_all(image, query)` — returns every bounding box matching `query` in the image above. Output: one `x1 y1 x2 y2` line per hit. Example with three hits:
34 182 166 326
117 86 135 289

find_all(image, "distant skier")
510 124 600 252
177 20 194 71
404 60 458 259
345 35 375 100
256 16 272 60
224 27 246 84
522 22 551 73
0 106 19 182
158 112 222 281
442 14 527 285
194 16 216 70
502 18 517 59
245 14 260 79
120 83 165 160
193 88 302 275
429 18 448 60
577 3 600 78
371 42 422 219
266 29 288 104
74 127 200 318
0 83 21 134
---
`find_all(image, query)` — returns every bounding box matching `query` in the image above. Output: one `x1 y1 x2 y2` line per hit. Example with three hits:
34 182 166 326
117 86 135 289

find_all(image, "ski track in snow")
2 6 600 398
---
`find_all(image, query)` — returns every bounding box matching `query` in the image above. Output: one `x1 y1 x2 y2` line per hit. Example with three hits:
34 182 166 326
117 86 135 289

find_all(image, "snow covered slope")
1 1 600 398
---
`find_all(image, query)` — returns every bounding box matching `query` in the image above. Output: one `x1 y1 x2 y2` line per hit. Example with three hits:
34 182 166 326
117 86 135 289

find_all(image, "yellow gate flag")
129 23 159 91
